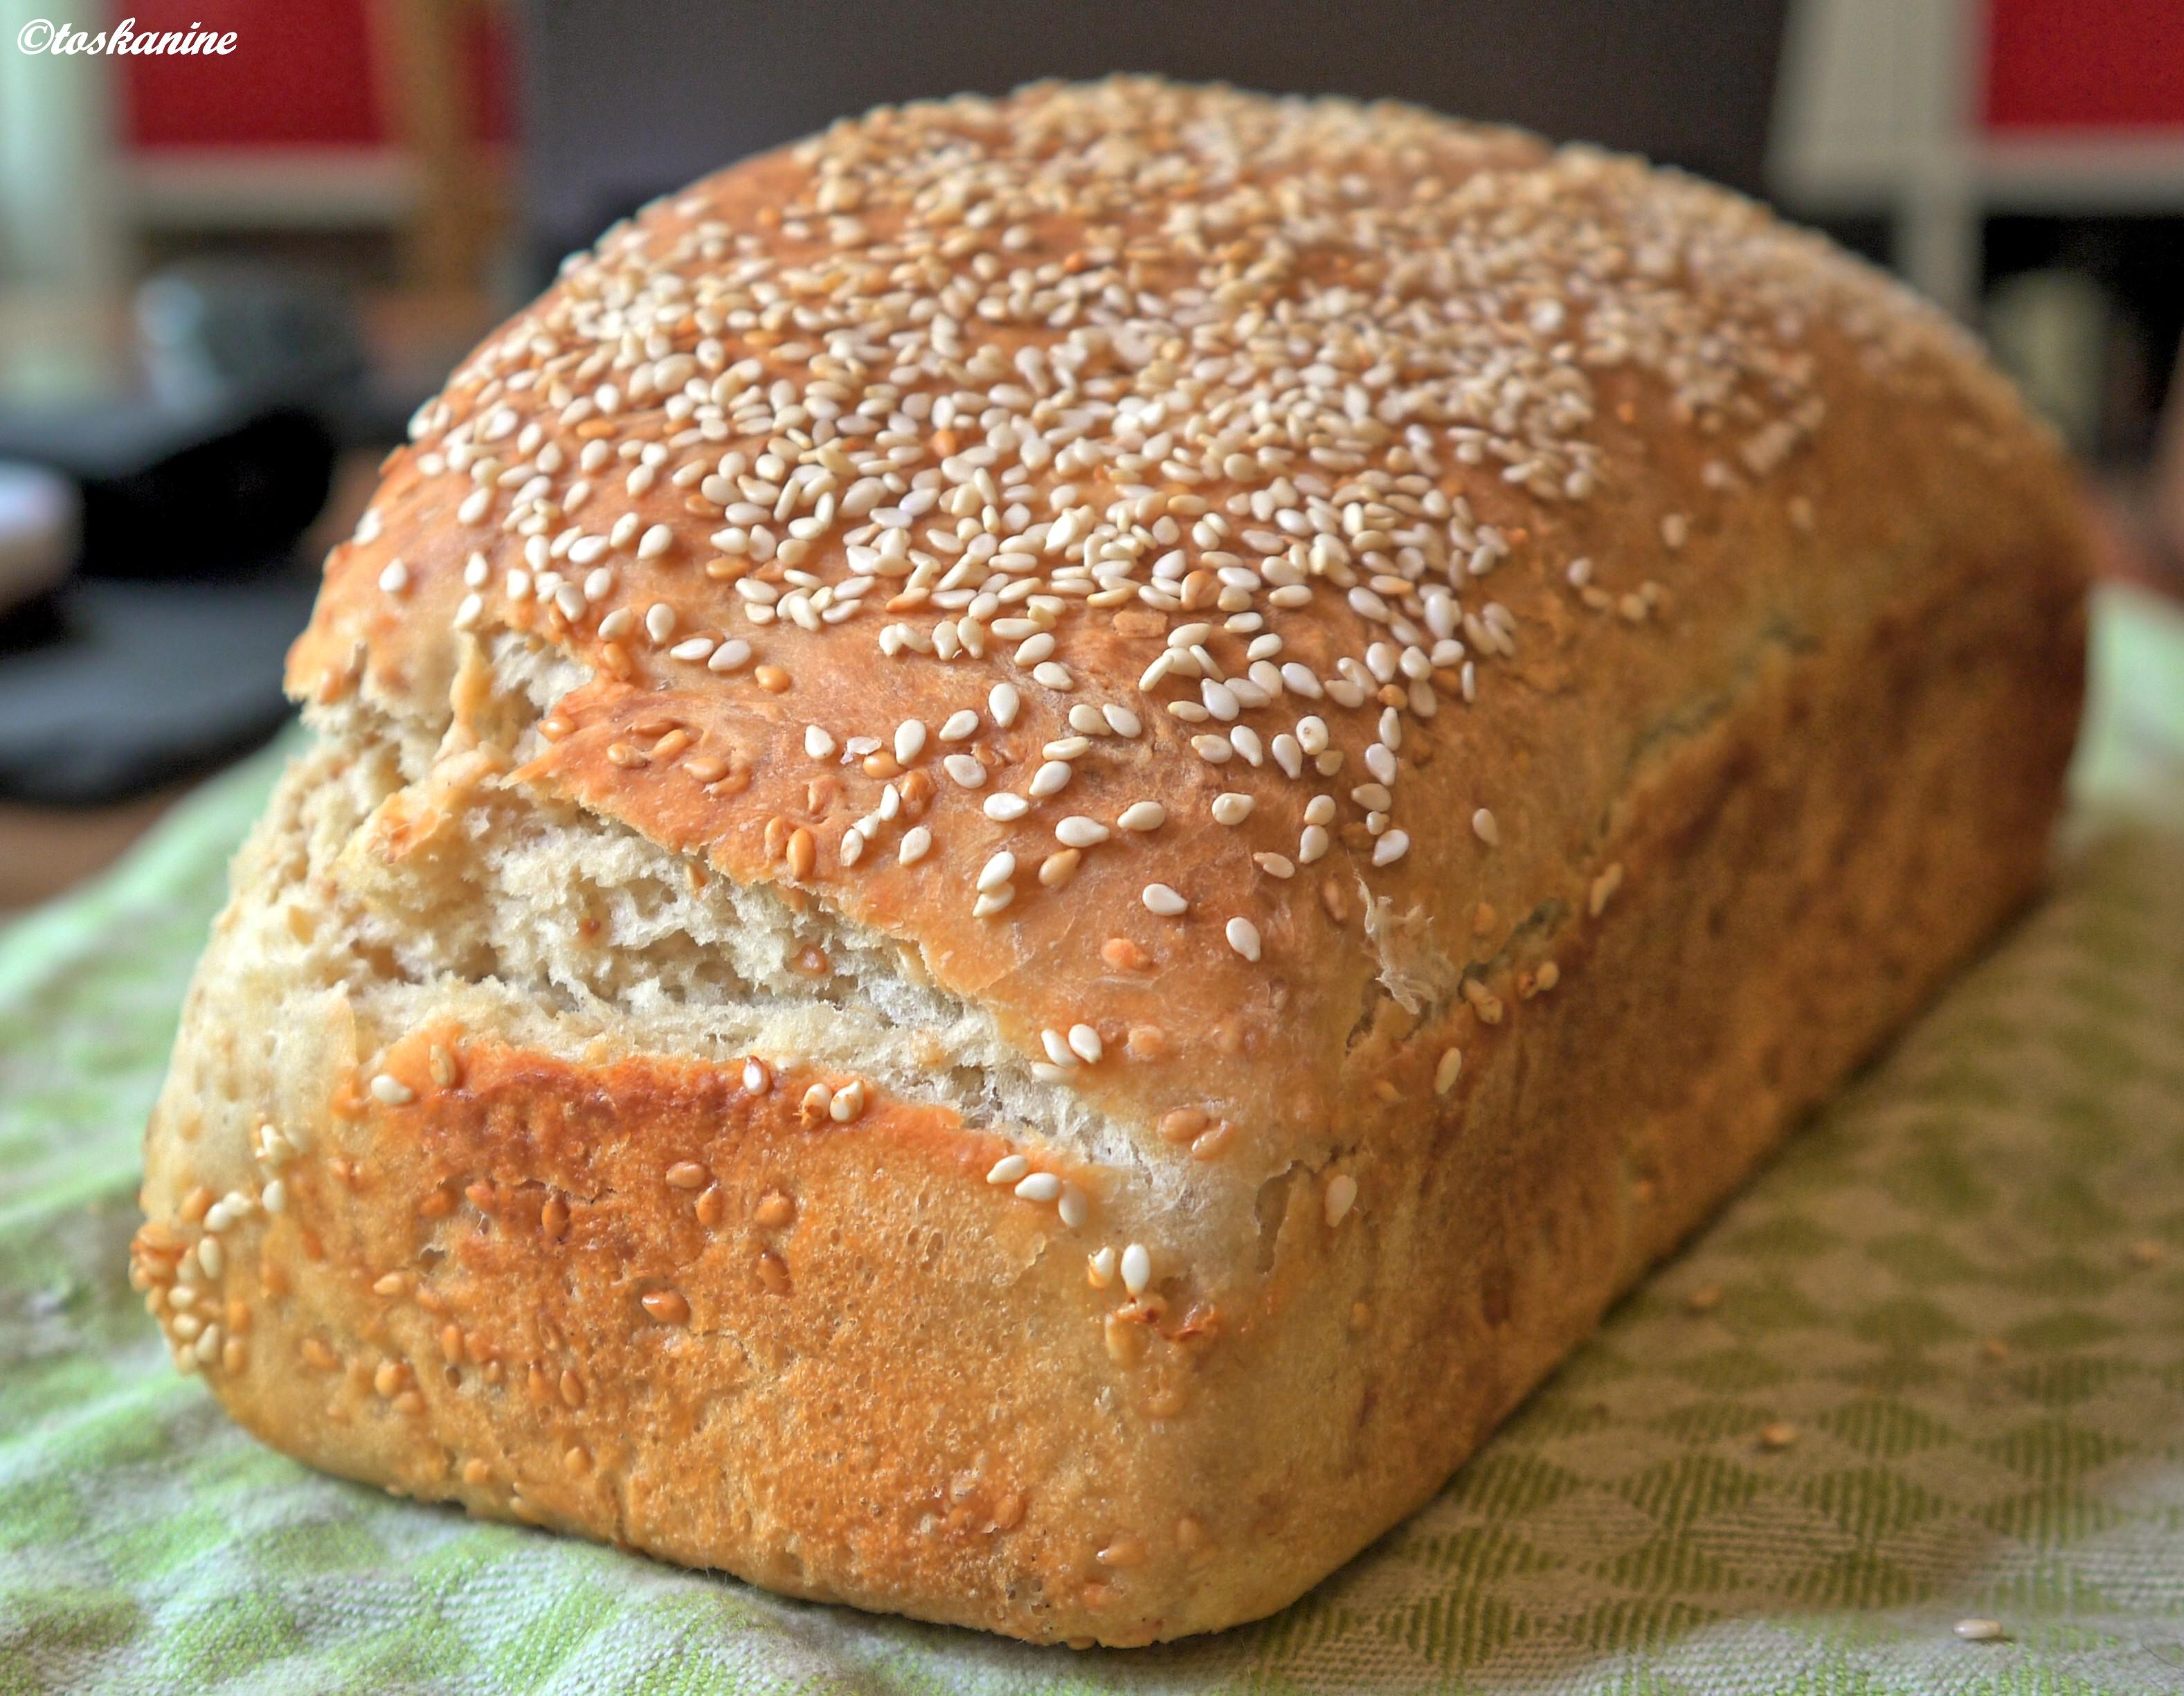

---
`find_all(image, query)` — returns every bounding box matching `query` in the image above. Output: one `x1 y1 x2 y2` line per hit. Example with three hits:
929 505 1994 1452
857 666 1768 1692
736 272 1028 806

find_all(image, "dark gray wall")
520 0 1787 274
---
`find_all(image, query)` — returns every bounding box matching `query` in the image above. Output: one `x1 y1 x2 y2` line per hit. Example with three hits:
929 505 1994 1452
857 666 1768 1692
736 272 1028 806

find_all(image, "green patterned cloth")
5 587 2183 1696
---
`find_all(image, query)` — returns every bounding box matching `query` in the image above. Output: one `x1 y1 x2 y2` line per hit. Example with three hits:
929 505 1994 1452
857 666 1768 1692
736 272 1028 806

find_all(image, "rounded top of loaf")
290 77 2074 1170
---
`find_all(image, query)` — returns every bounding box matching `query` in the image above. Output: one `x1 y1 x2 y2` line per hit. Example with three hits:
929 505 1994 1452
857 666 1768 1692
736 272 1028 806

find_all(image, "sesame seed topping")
1056 815 1108 849
1324 1173 1358 1227
1434 1047 1464 1095
354 78 1951 1108
1015 1171 1063 1203
1120 1243 1152 1296
977 851 1017 892
368 1074 414 1106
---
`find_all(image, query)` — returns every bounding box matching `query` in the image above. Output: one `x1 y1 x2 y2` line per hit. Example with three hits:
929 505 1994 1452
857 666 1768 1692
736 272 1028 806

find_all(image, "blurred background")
1 0 2179 908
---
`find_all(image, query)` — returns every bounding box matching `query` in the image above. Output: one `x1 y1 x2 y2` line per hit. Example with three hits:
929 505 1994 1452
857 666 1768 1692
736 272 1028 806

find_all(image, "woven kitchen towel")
4 586 2182 1696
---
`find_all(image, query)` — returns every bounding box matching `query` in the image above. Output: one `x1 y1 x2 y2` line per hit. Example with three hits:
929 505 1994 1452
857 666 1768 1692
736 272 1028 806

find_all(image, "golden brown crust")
279 79 2066 1174
139 79 2092 1643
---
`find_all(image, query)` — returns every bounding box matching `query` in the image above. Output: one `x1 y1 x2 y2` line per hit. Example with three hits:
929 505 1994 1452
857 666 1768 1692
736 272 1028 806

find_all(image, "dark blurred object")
135 264 365 418
1983 216 2184 467
0 558 315 806
0 462 76 617
0 267 370 804
0 265 361 578
521 0 1789 280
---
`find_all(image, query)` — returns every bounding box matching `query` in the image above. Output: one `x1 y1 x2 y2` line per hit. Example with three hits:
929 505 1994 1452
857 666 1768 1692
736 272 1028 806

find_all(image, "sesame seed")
1067 1024 1103 1063
1142 883 1187 917
894 721 927 764
377 559 410 595
977 851 1016 892
987 1155 1030 1184
989 683 1020 726
804 725 836 760
899 827 932 865
1225 917 1262 961
1953 1619 2007 1643
638 523 673 558
1120 1243 1152 1295
1118 802 1166 832
939 710 980 741
1056 815 1108 849
1029 760 1072 798
1058 1183 1088 1228
943 754 986 788
1211 793 1254 826
1373 830 1410 867
1324 1173 1358 1227
1434 1047 1463 1095
1472 807 1500 845
368 1074 414 1106
829 1079 866 1122
786 827 816 879
742 1057 772 1094
1015 1172 1063 1203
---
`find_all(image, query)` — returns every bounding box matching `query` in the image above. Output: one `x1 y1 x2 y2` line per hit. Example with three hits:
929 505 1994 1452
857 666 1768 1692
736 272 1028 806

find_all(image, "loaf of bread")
133 79 2089 1645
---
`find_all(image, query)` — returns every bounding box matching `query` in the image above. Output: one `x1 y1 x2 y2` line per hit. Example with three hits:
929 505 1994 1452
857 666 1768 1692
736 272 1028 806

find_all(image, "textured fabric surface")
4 586 2182 1695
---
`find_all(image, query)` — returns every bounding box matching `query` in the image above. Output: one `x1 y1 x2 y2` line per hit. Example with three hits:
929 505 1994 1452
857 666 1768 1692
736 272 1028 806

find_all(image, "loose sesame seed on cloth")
2 586 2181 1691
